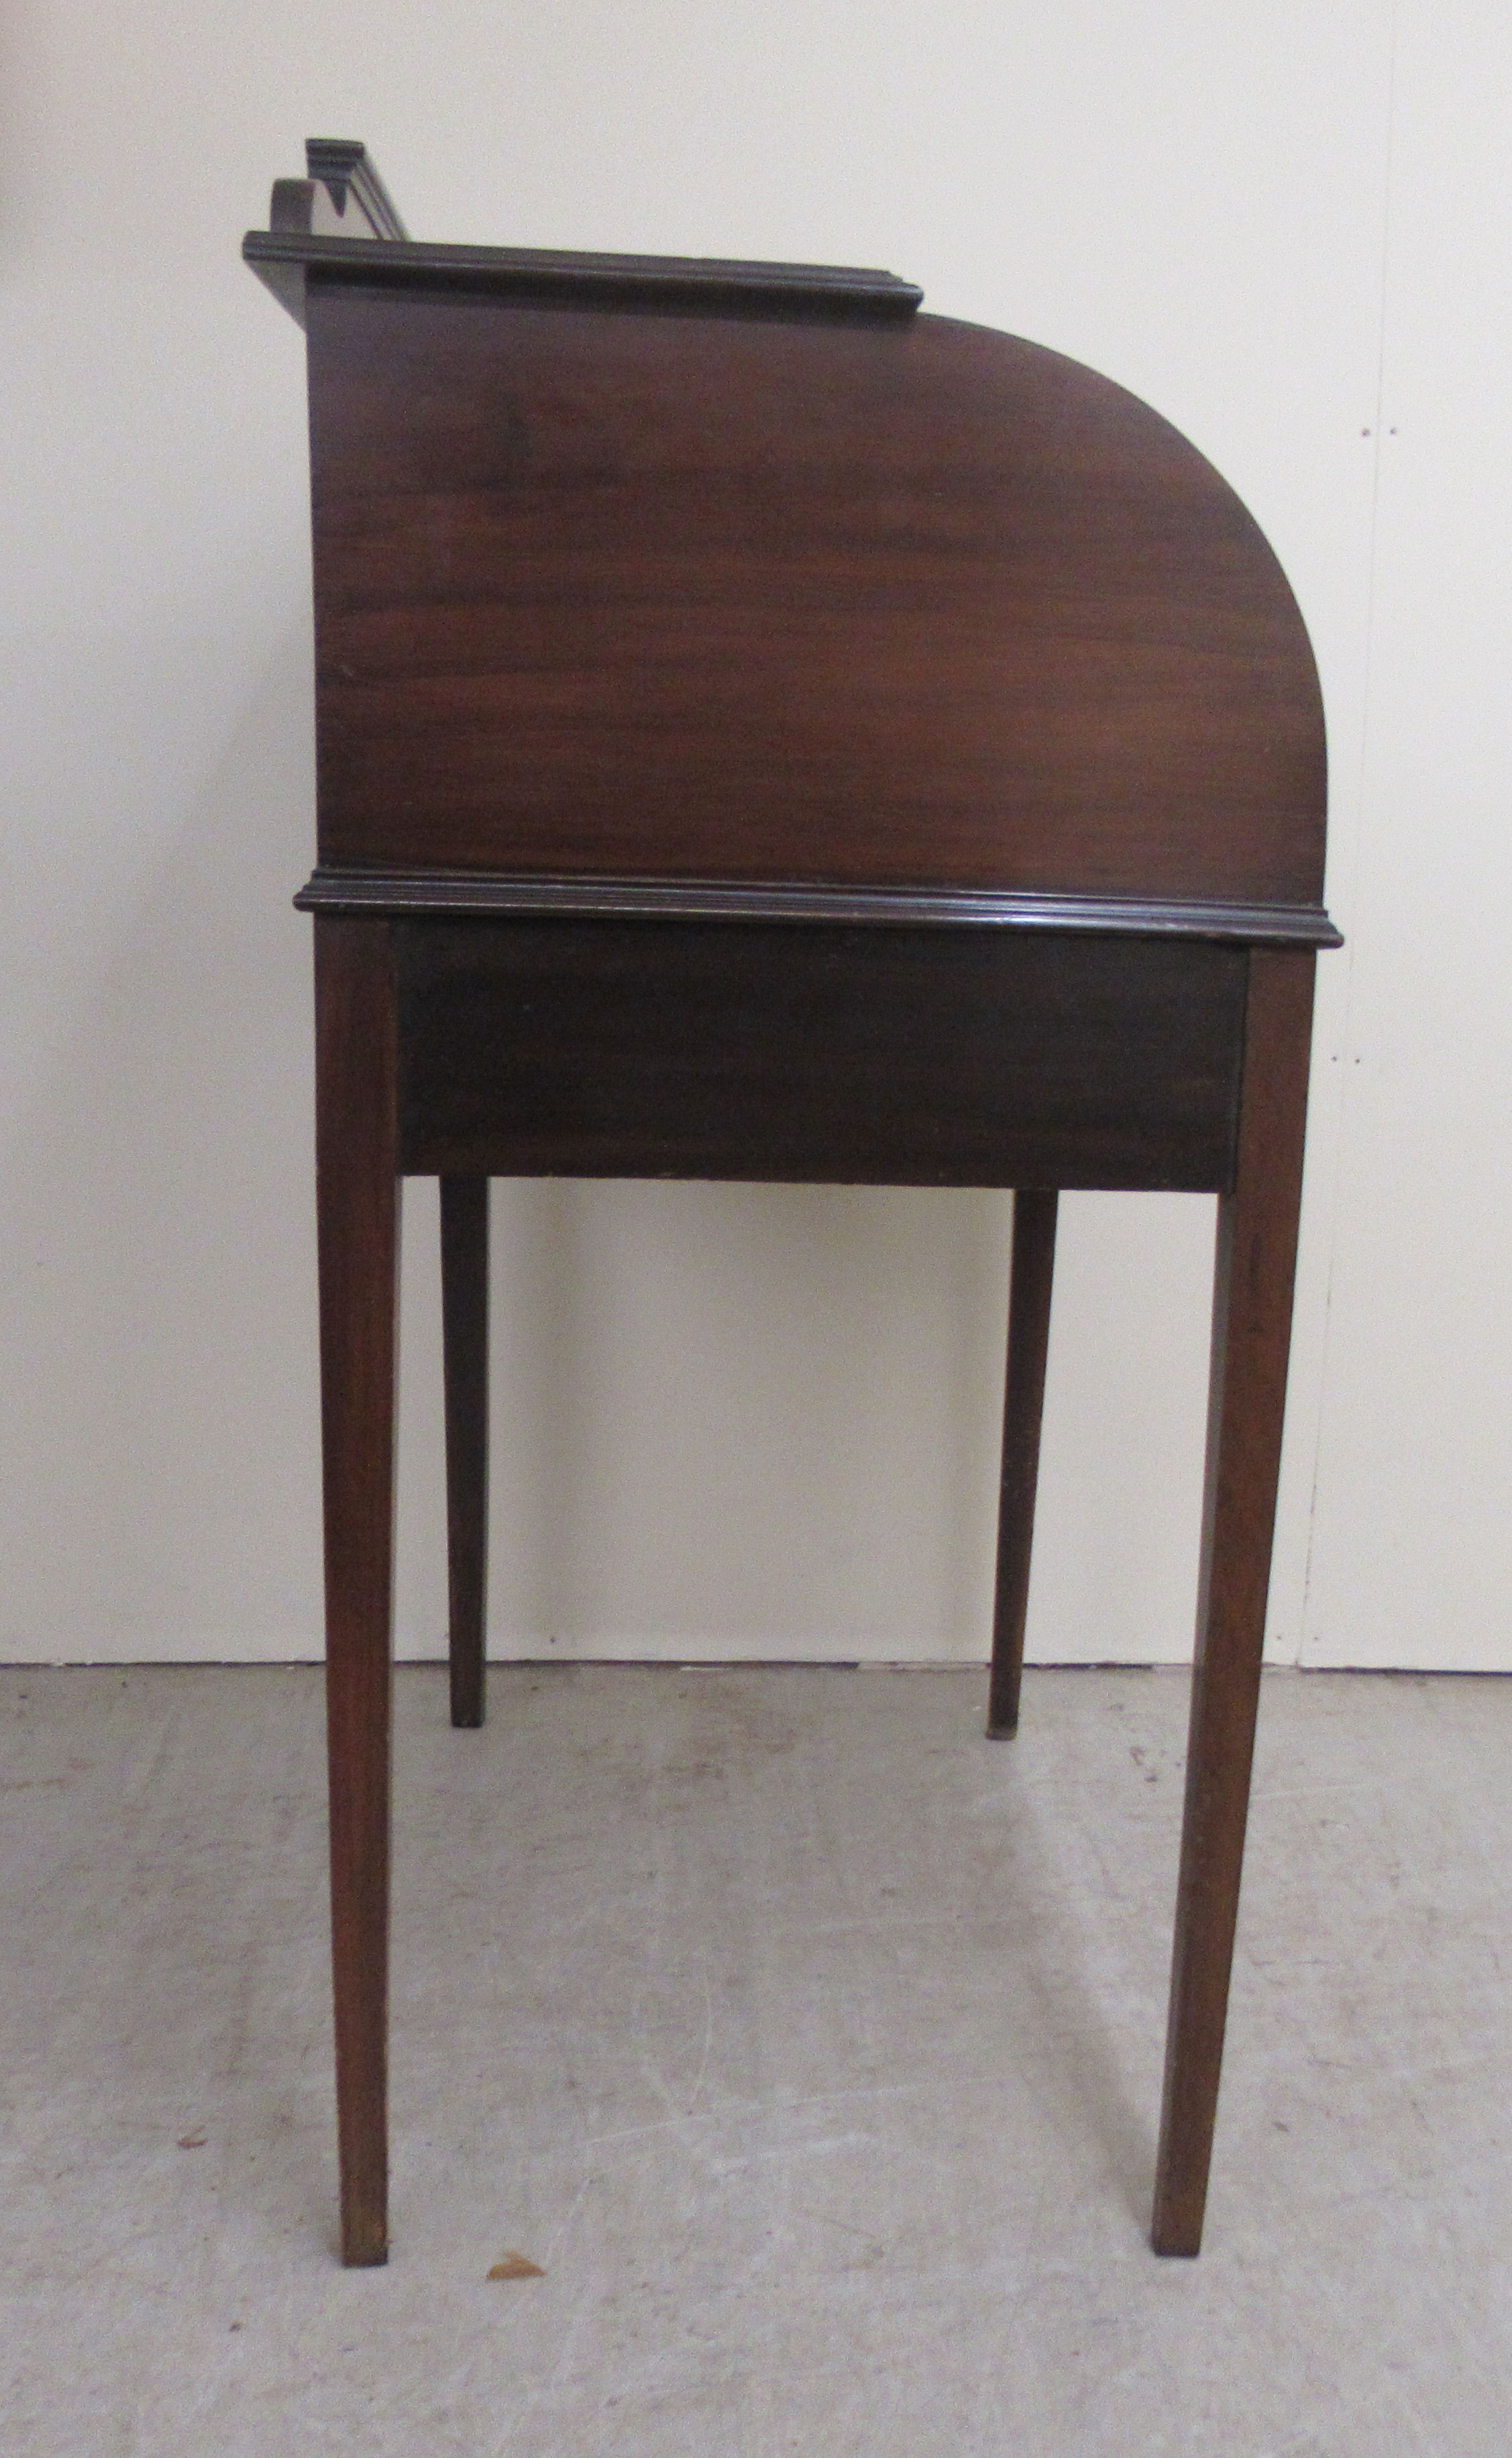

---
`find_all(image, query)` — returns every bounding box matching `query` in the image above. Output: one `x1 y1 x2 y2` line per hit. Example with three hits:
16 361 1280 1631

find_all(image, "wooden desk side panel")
394 922 1247 1191
307 286 1326 908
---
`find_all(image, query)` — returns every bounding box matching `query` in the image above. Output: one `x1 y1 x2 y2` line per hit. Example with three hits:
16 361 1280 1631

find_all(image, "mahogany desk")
246 142 1339 2268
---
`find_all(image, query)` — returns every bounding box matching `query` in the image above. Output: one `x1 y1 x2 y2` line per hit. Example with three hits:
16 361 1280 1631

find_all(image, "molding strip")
294 867 1342 947
304 139 409 242
242 229 923 327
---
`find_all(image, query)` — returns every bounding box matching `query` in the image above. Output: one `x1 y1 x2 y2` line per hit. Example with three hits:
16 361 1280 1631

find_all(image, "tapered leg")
315 916 400 2268
987 1188 1058 1737
441 1175 490 1729
1152 949 1315 2256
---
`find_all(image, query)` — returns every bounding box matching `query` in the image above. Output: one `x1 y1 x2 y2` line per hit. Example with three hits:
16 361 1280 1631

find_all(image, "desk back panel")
306 284 1326 909
394 920 1247 1190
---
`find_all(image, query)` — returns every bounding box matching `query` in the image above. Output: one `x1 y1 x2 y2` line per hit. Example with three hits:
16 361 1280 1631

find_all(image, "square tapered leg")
987 1187 1058 1737
1152 949 1315 2255
315 916 400 2267
441 1175 490 1729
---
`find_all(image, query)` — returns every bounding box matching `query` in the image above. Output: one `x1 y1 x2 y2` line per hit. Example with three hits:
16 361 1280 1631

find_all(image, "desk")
247 142 1338 2267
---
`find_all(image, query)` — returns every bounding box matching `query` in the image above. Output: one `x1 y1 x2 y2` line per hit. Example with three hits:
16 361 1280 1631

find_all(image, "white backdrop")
1 1 1506 1670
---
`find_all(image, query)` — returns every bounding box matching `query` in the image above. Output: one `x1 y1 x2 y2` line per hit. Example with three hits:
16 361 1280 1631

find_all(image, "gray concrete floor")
1 1662 1509 2455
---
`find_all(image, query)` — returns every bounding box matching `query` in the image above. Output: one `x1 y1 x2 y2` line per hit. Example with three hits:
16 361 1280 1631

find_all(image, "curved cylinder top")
279 213 1328 927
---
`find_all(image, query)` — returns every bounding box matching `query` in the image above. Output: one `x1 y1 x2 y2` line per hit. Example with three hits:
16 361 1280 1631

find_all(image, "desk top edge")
294 867 1342 947
244 229 924 325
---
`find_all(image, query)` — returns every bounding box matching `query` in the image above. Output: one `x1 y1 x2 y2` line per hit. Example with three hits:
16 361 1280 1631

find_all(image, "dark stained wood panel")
308 288 1326 908
394 920 1247 1190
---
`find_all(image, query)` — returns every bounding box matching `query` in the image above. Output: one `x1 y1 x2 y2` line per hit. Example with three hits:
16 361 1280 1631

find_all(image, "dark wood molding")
305 139 410 241
295 867 1341 948
246 237 309 325
256 142 409 321
244 227 923 329
268 148 408 248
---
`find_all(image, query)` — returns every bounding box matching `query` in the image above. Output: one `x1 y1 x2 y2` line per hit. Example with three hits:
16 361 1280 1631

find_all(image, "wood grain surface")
314 916 400 2267
307 290 1326 906
1152 947 1317 2255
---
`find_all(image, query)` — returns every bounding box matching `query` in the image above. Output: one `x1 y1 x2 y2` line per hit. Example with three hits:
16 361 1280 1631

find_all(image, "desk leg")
315 916 400 2267
1152 949 1314 2256
441 1176 490 1729
987 1188 1058 1737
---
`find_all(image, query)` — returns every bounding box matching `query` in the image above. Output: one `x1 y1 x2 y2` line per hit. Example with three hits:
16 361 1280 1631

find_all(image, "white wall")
1 1 1505 1669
